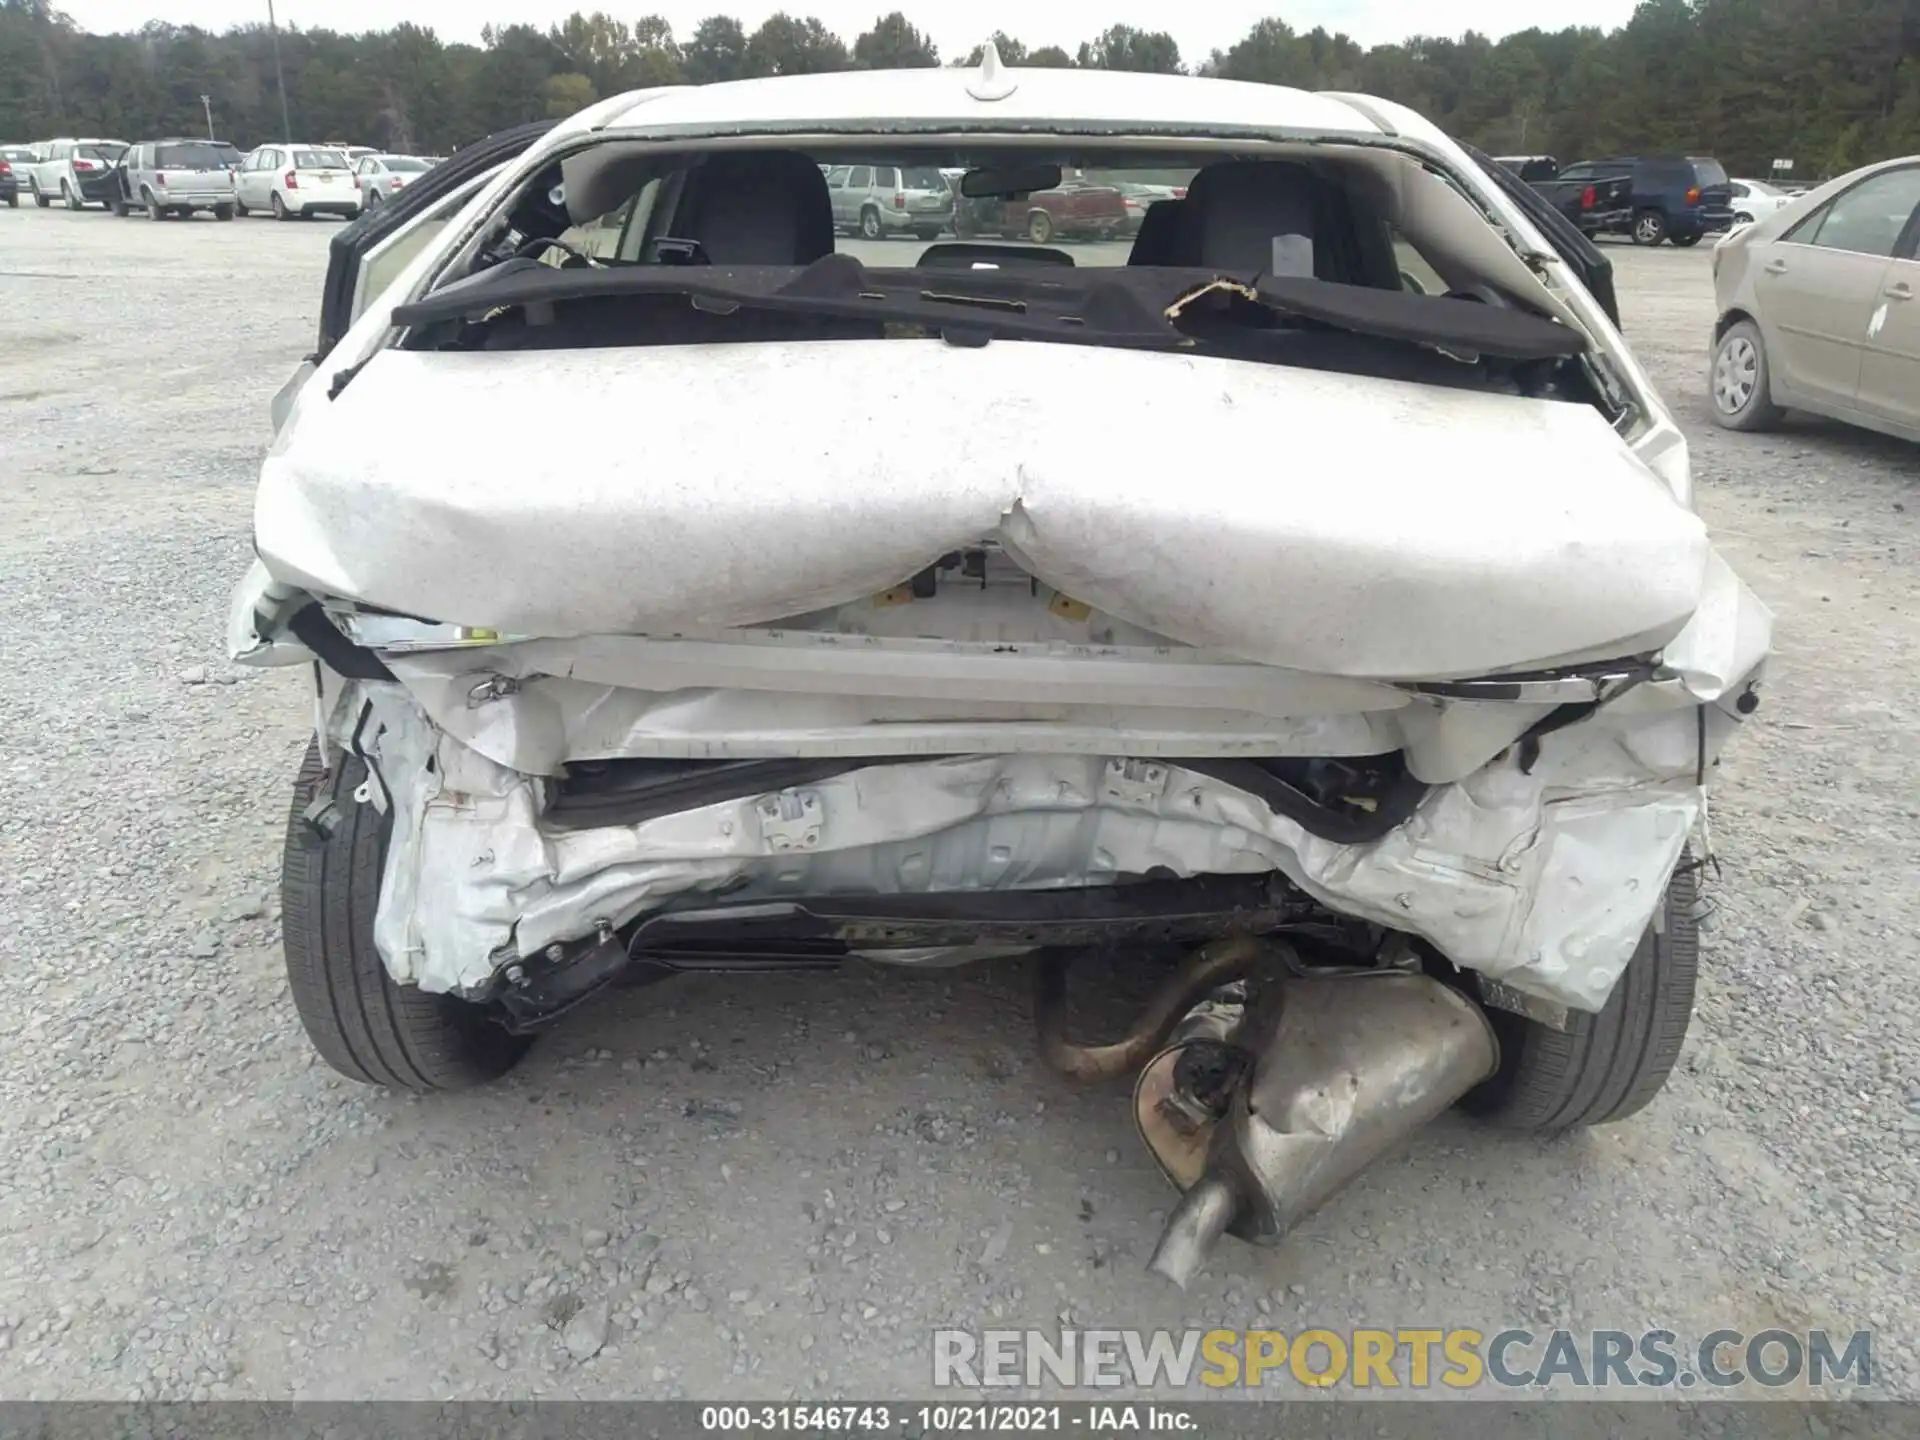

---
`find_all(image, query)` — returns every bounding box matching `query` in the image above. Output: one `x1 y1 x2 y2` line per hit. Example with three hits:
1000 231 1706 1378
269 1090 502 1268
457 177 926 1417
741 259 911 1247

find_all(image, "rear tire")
62 180 81 211
1027 209 1054 245
33 181 51 207
235 196 249 217
282 740 533 1092
1463 862 1698 1133
859 206 882 240
214 203 234 222
144 189 163 222
272 192 291 221
1631 209 1667 246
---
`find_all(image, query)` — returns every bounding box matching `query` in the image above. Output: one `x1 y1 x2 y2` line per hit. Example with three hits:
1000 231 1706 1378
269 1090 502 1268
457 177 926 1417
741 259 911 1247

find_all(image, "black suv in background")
1545 155 1735 246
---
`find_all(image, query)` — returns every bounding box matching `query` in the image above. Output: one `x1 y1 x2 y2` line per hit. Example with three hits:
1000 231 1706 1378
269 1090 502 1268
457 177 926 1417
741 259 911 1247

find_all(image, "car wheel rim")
1712 336 1759 413
1637 218 1659 242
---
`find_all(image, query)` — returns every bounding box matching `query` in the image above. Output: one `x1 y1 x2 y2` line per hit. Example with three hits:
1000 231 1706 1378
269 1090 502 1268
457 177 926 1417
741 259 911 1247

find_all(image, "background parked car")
0 144 30 206
1493 154 1561 182
824 163 953 239
110 139 238 220
1544 155 1734 246
1710 155 1920 443
25 138 127 210
353 153 430 210
1524 160 1635 234
955 177 1130 244
1728 178 1797 225
235 144 358 219
1114 180 1184 236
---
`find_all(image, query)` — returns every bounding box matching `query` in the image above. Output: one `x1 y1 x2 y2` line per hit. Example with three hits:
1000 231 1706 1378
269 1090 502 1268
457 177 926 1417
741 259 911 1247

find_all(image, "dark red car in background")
955 178 1130 244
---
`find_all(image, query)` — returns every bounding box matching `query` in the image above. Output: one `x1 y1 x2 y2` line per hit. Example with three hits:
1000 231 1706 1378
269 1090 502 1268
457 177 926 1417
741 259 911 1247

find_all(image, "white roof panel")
593 66 1388 139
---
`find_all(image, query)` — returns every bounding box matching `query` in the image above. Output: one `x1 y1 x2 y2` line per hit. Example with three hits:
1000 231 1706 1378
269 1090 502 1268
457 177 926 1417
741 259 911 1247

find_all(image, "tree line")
1 0 1914 180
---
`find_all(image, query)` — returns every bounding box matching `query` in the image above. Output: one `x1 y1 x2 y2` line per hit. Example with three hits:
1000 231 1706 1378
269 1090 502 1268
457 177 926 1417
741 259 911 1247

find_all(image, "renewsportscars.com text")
932 1327 1874 1392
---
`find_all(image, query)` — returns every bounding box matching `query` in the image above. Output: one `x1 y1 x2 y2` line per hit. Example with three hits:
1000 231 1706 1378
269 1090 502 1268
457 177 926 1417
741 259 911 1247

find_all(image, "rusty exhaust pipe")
1135 966 1500 1287
1032 936 1274 1083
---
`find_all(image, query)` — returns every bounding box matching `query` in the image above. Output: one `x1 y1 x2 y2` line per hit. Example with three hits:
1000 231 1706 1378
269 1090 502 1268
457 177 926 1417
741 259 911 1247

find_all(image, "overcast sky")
60 0 1642 59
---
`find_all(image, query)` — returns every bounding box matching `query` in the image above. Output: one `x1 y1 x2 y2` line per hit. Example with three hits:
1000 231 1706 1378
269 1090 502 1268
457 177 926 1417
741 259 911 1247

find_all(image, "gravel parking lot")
1 207 1916 1404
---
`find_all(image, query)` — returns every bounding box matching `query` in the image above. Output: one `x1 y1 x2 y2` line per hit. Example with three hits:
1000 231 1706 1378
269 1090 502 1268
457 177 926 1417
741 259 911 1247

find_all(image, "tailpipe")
1135 966 1499 1288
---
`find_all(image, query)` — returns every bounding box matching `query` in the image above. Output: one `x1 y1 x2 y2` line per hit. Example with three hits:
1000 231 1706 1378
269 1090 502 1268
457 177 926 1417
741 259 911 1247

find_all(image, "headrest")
1173 162 1321 277
680 150 835 266
1126 198 1185 265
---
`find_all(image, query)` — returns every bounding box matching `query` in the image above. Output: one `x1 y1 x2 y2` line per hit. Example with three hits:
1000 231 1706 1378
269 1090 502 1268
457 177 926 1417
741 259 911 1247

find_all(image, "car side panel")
1756 242 1886 411
1856 246 1920 435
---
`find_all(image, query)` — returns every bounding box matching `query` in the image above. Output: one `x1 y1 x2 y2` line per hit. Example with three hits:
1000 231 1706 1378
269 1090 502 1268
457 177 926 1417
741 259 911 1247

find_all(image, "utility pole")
267 0 294 143
200 94 215 139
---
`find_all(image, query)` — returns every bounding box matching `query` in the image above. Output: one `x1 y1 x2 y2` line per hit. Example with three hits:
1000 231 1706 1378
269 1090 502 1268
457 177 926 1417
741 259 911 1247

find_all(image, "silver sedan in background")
353 153 430 211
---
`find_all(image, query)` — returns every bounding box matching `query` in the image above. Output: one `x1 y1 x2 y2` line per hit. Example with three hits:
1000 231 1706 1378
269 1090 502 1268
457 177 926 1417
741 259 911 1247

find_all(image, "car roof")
589 66 1392 139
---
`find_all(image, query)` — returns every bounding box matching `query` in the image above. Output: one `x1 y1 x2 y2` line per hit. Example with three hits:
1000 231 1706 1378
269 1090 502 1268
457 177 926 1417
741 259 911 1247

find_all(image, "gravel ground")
1 208 1915 1404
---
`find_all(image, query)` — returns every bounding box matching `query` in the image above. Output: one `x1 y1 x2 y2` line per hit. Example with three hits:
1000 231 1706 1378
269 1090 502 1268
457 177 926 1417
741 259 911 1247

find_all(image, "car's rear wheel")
1631 209 1667 246
859 206 882 240
235 196 249 217
144 189 163 222
1733 211 1753 226
282 740 534 1092
32 180 50 207
1027 209 1054 244
271 192 291 221
214 203 234 222
1710 318 1785 431
62 180 81 211
1463 861 1698 1133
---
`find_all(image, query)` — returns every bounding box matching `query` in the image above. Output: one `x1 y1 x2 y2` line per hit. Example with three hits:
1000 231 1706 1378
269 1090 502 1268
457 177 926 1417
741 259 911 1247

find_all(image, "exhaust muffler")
1133 964 1499 1287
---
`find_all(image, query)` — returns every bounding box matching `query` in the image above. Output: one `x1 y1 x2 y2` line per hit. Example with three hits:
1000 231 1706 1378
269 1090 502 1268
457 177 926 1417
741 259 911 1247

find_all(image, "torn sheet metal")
343 684 1714 1013
257 341 1710 681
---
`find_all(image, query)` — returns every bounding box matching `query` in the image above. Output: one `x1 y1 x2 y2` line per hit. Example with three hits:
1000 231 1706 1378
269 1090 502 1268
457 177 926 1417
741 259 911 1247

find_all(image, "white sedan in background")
354 154 431 210
1728 178 1797 225
234 143 359 220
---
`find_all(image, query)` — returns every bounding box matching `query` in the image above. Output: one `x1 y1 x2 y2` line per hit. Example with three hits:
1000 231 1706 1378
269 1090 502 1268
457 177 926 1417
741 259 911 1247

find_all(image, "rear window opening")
293 149 347 170
391 140 1610 415
155 143 230 169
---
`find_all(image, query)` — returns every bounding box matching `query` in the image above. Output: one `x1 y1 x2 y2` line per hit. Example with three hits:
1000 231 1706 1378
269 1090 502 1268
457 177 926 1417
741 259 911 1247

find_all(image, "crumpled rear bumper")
331 677 1736 1014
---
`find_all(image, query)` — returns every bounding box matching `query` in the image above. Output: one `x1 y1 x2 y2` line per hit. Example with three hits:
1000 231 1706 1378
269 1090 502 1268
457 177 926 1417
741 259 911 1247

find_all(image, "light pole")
267 0 294 143
200 94 214 139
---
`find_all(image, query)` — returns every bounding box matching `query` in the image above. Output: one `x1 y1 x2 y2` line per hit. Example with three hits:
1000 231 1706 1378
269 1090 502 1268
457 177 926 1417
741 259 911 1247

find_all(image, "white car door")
240 150 266 208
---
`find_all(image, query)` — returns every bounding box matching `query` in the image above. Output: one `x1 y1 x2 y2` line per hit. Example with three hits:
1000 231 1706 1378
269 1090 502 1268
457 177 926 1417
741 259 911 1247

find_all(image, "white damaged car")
231 57 1770 1281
